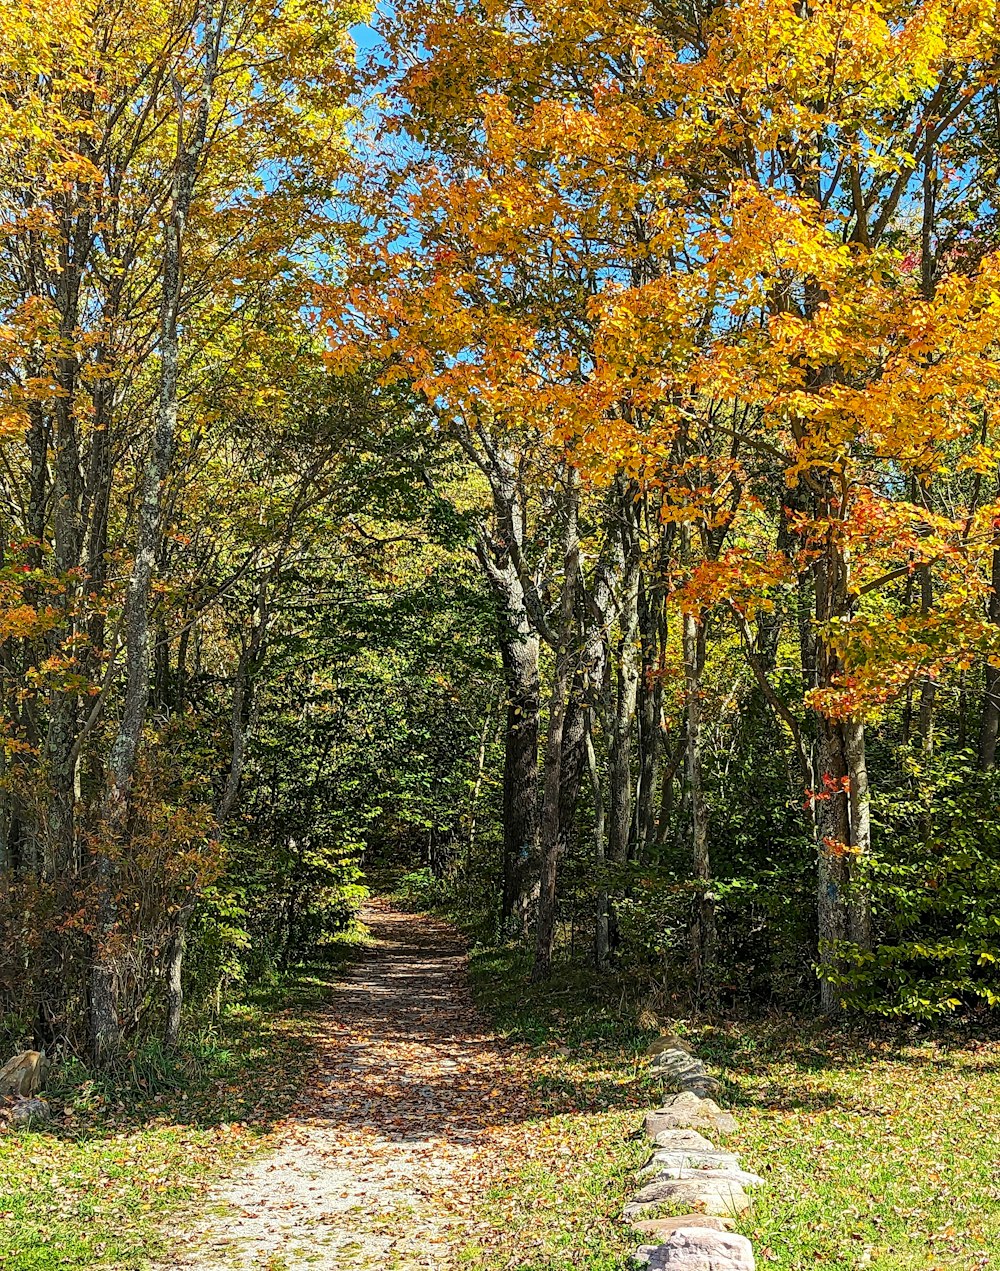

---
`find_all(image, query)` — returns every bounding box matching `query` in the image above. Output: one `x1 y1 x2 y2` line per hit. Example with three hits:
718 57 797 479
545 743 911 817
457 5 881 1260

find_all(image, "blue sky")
350 10 389 64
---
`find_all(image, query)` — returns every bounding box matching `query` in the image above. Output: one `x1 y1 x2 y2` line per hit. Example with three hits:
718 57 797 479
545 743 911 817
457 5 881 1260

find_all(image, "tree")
0 0 360 1059
335 0 1000 1008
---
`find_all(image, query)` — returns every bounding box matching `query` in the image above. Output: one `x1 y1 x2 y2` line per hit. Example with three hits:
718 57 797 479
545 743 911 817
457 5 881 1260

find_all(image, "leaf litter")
159 901 554 1270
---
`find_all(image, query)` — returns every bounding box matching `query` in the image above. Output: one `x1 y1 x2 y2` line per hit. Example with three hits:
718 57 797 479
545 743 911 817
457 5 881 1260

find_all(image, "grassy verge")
462 943 1000 1271
708 1021 1000 1270
455 945 669 1271
0 944 361 1271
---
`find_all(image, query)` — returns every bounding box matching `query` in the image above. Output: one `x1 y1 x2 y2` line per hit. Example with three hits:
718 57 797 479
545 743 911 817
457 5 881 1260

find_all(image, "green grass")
711 1022 1000 1270
462 943 1000 1271
0 951 359 1271
12 907 994 1271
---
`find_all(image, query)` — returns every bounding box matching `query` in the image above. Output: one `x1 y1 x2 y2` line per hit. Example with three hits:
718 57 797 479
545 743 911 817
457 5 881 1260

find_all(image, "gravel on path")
158 901 531 1271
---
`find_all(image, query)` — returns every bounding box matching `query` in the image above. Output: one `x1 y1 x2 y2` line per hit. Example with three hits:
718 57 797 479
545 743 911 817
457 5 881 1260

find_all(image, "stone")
651 1129 716 1152
644 1149 743 1173
647 1167 764 1189
686 1078 723 1098
649 1051 706 1079
0 1051 46 1098
10 1097 50 1129
624 1177 750 1218
649 1053 722 1097
645 1228 756 1270
645 1034 696 1058
646 1093 739 1138
631 1216 736 1239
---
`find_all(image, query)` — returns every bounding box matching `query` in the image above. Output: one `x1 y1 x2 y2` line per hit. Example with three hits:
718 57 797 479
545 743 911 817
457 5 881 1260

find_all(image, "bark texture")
92 8 222 1064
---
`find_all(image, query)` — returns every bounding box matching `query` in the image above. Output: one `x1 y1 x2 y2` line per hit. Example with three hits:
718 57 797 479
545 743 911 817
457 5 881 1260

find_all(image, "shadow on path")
159 900 538 1271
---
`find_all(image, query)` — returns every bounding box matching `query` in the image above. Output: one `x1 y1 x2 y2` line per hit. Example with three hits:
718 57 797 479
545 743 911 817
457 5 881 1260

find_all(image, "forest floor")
5 903 1000 1271
468 940 1000 1271
0 951 350 1271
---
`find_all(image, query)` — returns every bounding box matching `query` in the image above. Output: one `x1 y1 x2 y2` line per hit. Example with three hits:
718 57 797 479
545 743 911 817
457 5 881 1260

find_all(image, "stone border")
627 1036 759 1270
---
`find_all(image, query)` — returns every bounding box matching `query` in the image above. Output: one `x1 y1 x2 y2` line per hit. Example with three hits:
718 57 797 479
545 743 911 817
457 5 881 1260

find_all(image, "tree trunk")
635 572 663 863
462 427 543 932
465 706 493 875
683 603 713 1001
979 541 1000 769
844 720 871 951
809 493 873 1013
532 472 580 980
588 729 610 970
93 8 221 1065
816 715 872 1011
558 691 588 856
45 183 90 880
26 400 48 574
532 646 572 980
608 503 641 866
498 620 540 928
163 901 194 1048
916 544 936 752
164 578 268 1048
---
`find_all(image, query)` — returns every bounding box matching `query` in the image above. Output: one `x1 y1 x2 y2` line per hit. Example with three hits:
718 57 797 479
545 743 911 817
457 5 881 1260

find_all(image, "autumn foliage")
4 0 1000 1070
0 0 361 1058
331 0 1000 1011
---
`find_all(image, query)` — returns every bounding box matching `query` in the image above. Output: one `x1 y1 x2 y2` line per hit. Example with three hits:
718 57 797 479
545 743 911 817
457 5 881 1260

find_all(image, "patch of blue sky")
350 2 392 67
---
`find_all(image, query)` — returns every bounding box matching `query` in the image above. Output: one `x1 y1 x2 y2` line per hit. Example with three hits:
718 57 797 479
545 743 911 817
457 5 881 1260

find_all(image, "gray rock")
625 1177 750 1218
632 1245 659 1267
0 1052 46 1098
646 1093 739 1138
643 1149 743 1173
649 1046 701 1066
644 1228 756 1269
652 1128 716 1151
630 1216 736 1239
645 1034 696 1057
646 1166 764 1189
10 1097 50 1128
649 1053 723 1097
686 1078 723 1098
650 1051 706 1079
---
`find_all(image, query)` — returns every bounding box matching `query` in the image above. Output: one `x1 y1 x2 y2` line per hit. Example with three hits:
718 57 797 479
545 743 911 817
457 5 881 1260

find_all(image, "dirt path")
162 901 532 1270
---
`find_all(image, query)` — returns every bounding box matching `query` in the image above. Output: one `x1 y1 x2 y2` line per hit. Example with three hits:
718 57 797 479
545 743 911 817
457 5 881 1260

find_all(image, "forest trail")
161 901 530 1270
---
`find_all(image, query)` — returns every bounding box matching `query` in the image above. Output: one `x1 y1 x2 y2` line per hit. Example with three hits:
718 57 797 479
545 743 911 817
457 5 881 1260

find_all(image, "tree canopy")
2 0 1000 1066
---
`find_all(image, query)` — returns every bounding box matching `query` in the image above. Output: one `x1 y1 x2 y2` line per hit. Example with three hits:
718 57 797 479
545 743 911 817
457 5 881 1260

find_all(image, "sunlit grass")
0 959 355 1271
464 943 1000 1271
